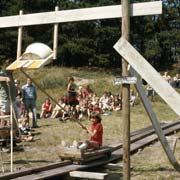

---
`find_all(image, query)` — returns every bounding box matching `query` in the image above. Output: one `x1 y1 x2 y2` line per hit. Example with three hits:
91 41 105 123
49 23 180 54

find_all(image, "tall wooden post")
121 0 130 179
17 10 23 59
53 6 59 60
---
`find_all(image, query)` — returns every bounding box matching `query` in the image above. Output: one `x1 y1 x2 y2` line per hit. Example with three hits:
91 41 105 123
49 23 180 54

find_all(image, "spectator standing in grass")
130 89 137 107
22 78 38 128
173 74 180 88
14 79 22 97
146 84 155 101
64 77 78 107
14 79 23 120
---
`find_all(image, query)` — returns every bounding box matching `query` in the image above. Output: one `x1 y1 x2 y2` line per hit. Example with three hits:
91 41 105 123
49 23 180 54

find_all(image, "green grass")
2 67 180 179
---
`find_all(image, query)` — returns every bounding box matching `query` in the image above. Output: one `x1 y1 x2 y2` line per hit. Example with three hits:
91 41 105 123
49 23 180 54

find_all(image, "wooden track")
0 120 180 180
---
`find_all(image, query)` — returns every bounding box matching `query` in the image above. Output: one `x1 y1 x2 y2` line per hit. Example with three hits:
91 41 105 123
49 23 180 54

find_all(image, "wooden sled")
58 143 121 164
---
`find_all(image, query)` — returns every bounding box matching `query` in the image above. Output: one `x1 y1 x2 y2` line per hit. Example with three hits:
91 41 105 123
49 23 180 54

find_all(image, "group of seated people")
162 71 180 88
40 84 137 121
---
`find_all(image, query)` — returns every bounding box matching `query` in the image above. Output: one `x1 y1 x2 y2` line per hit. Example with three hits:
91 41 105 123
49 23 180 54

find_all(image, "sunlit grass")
4 67 180 179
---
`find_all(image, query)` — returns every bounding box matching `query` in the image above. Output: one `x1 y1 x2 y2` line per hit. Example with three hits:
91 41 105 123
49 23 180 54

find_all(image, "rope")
20 68 88 131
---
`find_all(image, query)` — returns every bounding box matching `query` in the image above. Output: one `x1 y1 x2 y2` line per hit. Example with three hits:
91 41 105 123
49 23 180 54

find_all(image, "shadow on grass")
132 166 175 172
107 172 123 180
39 124 52 127
92 167 123 180
31 132 42 136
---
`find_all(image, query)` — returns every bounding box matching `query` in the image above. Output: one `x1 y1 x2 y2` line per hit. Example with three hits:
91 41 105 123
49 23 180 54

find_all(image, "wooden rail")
0 120 179 180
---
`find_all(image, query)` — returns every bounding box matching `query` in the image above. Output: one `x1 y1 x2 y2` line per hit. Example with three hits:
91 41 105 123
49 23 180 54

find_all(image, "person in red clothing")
40 98 52 119
79 112 103 150
83 84 94 98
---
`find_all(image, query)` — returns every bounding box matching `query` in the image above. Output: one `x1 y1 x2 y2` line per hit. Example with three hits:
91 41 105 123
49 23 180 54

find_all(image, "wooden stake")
172 137 178 154
17 10 23 59
121 0 130 179
69 171 108 179
53 6 59 60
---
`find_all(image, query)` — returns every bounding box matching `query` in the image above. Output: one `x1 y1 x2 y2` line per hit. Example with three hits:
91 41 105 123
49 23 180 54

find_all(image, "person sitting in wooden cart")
79 112 103 150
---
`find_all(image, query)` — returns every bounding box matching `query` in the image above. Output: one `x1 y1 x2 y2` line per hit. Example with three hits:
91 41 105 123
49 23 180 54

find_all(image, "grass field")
1 67 180 179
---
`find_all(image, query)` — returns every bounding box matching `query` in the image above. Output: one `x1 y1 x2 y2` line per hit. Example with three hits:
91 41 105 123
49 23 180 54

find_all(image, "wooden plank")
16 10 23 59
11 164 82 180
0 115 10 119
59 144 120 161
114 37 180 117
130 121 180 144
83 145 120 158
0 1 162 28
53 6 59 60
76 154 108 165
0 160 71 180
69 171 108 179
130 123 180 153
59 148 82 160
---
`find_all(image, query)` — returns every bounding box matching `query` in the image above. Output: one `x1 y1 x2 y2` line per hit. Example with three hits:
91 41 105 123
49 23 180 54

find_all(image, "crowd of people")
144 71 180 101
5 60 180 151
162 71 180 88
39 77 138 121
1 57 180 154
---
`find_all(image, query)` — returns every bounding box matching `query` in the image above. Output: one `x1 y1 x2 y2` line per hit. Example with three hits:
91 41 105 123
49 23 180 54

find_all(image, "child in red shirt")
79 112 103 150
40 98 52 119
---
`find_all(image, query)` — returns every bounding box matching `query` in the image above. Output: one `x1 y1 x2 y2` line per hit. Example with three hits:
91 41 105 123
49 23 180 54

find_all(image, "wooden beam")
121 0 131 179
16 10 23 59
114 37 180 117
69 171 108 179
0 160 72 180
0 1 162 28
0 115 10 119
172 137 178 154
53 6 59 60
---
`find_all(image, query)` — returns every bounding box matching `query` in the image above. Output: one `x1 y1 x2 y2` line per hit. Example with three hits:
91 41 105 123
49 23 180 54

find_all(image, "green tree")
0 0 179 70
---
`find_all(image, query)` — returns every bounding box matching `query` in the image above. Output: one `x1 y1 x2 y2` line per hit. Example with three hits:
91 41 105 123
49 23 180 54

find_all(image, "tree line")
0 0 179 71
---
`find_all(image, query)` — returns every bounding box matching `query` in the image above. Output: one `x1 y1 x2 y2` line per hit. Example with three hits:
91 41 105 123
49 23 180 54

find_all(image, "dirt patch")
74 77 95 86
